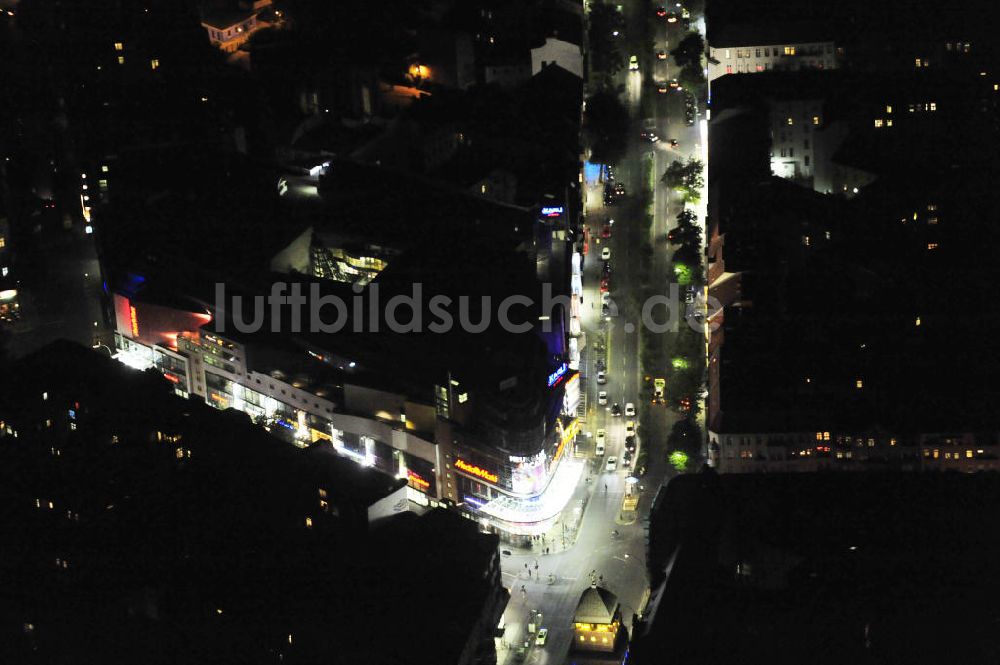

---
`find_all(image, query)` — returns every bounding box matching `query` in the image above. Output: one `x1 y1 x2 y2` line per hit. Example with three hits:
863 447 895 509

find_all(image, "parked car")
623 450 633 466
601 247 611 261
536 628 548 646
626 420 636 437
625 435 636 452
601 223 612 238
597 371 607 384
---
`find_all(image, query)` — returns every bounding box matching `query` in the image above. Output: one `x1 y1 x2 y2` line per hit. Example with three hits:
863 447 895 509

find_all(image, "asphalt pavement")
495 3 703 663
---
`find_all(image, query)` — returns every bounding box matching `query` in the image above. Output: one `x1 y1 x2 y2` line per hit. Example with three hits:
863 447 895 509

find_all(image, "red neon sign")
407 470 430 489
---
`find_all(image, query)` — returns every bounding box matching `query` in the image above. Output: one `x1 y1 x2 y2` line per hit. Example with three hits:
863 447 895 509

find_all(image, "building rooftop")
575 585 619 624
707 19 835 48
200 7 256 31
634 471 1000 665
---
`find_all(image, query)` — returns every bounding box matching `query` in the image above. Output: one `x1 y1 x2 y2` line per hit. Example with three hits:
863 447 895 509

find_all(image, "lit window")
43 392 48 400
915 58 922 67
101 165 109 173
915 316 921 327
929 102 937 111
927 242 938 250
784 46 796 55
318 488 327 498
786 117 794 125
890 438 897 446
0 236 5 248
823 432 831 441
150 58 160 70
933 449 939 459
874 118 884 128
927 204 937 211
114 42 123 51
886 105 892 114
117 56 125 65
305 517 313 528
966 450 973 458
886 119 893 127
856 379 864 389
816 432 823 441
725 49 731 59
812 116 820 125
928 217 938 224
802 235 810 246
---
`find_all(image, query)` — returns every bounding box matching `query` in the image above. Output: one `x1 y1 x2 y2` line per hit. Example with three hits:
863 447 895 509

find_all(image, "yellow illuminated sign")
553 418 579 464
455 459 498 484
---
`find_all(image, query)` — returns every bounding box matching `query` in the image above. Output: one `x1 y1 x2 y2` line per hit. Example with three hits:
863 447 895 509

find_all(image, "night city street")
3 0 1000 664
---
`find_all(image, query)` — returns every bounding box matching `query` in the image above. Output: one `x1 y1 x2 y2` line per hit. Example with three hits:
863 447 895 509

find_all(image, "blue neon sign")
541 206 564 217
547 363 568 387
464 495 486 509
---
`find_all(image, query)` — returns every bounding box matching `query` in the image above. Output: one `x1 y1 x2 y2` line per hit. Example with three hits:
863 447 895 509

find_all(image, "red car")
601 223 612 238
655 6 666 17
600 276 610 292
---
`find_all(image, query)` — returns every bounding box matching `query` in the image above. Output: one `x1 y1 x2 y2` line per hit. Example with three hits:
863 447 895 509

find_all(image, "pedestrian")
604 483 608 493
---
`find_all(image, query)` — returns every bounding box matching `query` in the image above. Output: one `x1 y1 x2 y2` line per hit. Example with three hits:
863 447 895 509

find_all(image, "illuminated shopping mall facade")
109 276 582 543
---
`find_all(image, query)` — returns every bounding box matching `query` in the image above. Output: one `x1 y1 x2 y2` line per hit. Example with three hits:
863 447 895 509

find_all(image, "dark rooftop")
634 471 1000 665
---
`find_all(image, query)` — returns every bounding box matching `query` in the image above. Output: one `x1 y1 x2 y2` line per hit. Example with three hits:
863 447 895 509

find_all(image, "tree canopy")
585 91 629 165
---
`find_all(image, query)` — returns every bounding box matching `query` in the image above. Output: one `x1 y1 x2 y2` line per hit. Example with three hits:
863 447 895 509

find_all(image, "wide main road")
495 2 706 664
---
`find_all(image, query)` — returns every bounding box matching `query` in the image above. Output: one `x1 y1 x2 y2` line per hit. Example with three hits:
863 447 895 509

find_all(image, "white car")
625 402 635 417
606 456 618 471
629 55 639 70
601 292 611 306
536 628 548 646
601 247 611 261
625 420 636 437
596 429 606 456
597 371 607 385
598 390 608 405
